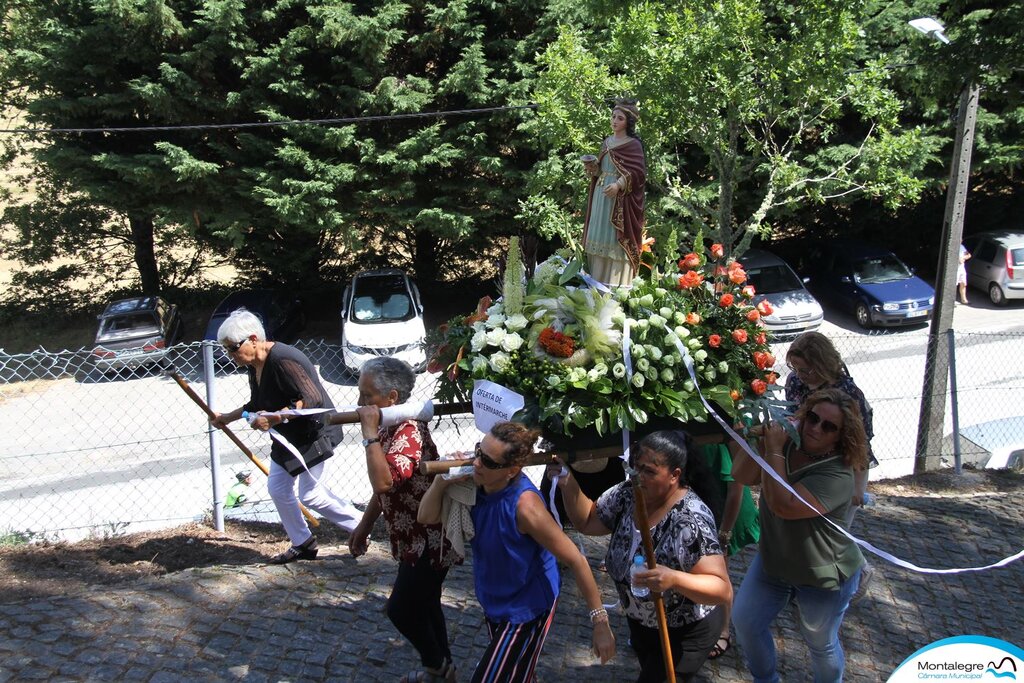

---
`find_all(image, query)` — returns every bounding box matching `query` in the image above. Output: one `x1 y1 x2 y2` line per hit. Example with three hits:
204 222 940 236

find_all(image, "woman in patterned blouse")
555 430 733 683
349 357 459 683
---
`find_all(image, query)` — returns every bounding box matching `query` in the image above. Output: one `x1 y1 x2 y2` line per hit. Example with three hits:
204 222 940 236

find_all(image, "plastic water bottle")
442 465 474 480
630 554 650 598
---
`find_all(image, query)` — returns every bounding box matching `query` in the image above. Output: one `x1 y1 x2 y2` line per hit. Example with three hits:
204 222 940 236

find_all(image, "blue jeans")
733 553 861 683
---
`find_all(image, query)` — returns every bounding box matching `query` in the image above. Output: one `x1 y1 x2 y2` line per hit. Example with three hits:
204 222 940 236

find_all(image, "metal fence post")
203 341 224 532
947 329 961 475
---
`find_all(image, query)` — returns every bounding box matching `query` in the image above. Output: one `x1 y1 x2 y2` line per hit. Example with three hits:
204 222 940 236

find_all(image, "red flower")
678 270 704 289
708 334 722 348
711 243 725 259
757 300 774 316
719 293 735 307
715 265 728 277
728 263 747 285
753 351 776 370
730 389 741 401
746 309 760 322
765 372 779 384
538 327 575 358
464 295 493 324
742 285 756 298
686 312 701 325
756 332 768 345
751 379 767 395
732 329 748 344
426 343 450 374
679 252 701 270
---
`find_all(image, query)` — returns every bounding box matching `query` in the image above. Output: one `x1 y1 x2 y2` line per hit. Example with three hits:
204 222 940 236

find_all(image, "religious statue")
581 99 647 287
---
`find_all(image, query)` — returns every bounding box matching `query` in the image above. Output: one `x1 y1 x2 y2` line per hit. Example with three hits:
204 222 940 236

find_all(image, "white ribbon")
672 338 1024 574
621 319 633 465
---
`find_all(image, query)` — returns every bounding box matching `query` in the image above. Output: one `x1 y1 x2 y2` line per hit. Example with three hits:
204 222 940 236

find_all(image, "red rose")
719 293 735 307
715 265 728 277
756 332 767 345
678 270 704 289
708 334 722 348
742 285 756 298
746 309 760 322
686 312 701 325
730 389 741 401
751 379 767 395
732 329 748 344
765 372 779 384
711 243 725 259
757 300 774 316
679 252 701 270
728 265 747 285
753 351 776 370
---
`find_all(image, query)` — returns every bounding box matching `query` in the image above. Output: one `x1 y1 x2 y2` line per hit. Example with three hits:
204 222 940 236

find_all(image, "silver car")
739 249 824 336
91 296 184 372
963 231 1024 305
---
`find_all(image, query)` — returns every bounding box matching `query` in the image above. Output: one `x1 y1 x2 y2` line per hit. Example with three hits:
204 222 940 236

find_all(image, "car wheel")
854 302 872 329
989 283 1006 306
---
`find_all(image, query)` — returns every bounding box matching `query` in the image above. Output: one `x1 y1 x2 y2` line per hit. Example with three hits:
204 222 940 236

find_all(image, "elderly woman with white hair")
210 309 361 564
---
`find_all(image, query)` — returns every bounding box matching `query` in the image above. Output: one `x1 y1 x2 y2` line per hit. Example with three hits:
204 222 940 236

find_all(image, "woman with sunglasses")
348 357 460 683
784 331 876 600
730 388 869 683
554 430 732 683
418 421 616 682
211 309 361 563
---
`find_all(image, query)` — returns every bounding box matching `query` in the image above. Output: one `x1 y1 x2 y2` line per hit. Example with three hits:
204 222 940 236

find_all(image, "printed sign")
471 380 525 435
887 635 1023 682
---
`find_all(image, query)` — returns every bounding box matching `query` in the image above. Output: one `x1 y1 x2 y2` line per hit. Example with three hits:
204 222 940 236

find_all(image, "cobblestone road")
1 483 1021 682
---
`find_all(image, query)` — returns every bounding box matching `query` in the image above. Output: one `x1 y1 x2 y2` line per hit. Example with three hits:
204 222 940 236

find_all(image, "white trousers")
267 460 361 546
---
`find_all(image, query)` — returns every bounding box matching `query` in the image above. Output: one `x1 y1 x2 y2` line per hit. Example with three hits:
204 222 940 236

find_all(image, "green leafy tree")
528 0 931 261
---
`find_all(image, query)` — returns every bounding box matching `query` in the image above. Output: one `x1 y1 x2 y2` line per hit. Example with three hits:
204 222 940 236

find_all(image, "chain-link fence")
2 331 1022 542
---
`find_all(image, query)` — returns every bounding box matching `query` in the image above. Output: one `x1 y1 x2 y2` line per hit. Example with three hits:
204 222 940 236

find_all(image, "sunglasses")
223 339 248 353
474 443 509 470
805 409 840 434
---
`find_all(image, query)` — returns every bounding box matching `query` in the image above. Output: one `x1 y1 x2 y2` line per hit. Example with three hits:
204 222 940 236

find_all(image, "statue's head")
612 98 640 136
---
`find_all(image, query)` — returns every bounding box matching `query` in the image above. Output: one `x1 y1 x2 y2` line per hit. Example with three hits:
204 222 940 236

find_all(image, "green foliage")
531 0 931 260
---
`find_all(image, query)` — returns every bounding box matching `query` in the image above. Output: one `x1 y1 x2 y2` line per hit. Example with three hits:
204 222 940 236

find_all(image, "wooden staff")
418 444 625 475
327 401 472 426
632 475 676 683
169 371 319 527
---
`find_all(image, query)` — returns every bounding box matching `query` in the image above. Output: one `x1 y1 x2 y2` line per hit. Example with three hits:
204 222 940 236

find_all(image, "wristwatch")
361 437 380 448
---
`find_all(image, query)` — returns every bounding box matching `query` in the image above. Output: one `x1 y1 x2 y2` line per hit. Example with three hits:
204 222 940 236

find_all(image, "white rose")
674 326 691 339
683 379 695 392
636 357 651 372
694 349 708 362
485 313 507 329
660 368 675 383
674 311 687 325
612 363 627 378
501 332 523 352
646 345 663 361
719 361 729 373
632 373 646 388
472 321 486 333
488 351 511 373
471 356 489 373
486 302 504 317
547 374 562 388
504 313 529 332
648 314 666 329
645 366 658 381
705 368 717 381
630 343 646 359
471 330 487 352
485 328 506 347
688 338 703 350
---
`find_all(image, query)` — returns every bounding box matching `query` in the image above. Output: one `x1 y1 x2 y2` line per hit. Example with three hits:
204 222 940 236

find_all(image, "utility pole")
914 82 980 473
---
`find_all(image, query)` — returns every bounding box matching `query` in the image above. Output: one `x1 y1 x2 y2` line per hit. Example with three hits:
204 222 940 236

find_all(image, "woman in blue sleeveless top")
420 422 616 682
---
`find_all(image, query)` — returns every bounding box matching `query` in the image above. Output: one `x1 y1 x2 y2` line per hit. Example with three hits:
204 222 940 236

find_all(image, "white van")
340 269 427 372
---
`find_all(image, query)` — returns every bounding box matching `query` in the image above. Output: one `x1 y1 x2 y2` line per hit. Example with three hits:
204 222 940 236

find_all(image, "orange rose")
742 285 756 298
746 309 760 322
708 334 722 348
757 300 774 316
728 265 747 285
679 252 701 270
751 379 767 395
732 329 748 344
678 270 704 289
753 351 776 370
719 293 735 307
765 372 779 384
756 331 768 345
686 312 701 325
711 243 725 259
730 389 741 401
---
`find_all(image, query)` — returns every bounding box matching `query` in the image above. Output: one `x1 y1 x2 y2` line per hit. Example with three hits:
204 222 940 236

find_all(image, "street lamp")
912 17 980 473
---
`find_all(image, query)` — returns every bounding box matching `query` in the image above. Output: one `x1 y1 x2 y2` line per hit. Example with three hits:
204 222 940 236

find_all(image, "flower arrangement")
428 234 778 437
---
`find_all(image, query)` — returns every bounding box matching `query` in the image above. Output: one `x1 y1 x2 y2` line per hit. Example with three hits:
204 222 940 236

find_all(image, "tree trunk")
413 228 440 284
129 214 161 294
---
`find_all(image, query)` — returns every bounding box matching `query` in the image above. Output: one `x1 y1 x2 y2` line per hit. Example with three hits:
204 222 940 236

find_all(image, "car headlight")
928 296 935 305
882 303 899 311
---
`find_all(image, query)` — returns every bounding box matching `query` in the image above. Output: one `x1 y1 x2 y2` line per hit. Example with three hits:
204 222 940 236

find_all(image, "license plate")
907 309 928 317
117 348 145 357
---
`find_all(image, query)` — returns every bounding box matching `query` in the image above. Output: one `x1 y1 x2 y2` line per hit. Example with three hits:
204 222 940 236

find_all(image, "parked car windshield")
745 264 804 294
852 255 912 284
98 313 160 338
351 276 413 323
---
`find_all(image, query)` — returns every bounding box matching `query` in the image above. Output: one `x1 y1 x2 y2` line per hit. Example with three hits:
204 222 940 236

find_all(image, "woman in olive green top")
730 388 869 683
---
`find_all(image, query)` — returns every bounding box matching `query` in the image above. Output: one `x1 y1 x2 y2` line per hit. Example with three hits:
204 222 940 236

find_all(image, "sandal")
268 536 318 565
400 659 456 683
708 635 731 660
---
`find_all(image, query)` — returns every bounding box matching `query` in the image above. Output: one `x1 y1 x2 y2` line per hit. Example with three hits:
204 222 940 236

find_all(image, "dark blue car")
803 243 934 329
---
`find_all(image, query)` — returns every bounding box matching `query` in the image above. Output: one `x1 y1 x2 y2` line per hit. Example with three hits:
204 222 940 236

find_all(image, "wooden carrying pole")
418 445 625 475
327 401 472 427
632 476 676 683
169 371 319 527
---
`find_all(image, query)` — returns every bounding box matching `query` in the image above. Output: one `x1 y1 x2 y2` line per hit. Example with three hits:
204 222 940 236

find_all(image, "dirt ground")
1 468 1020 602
